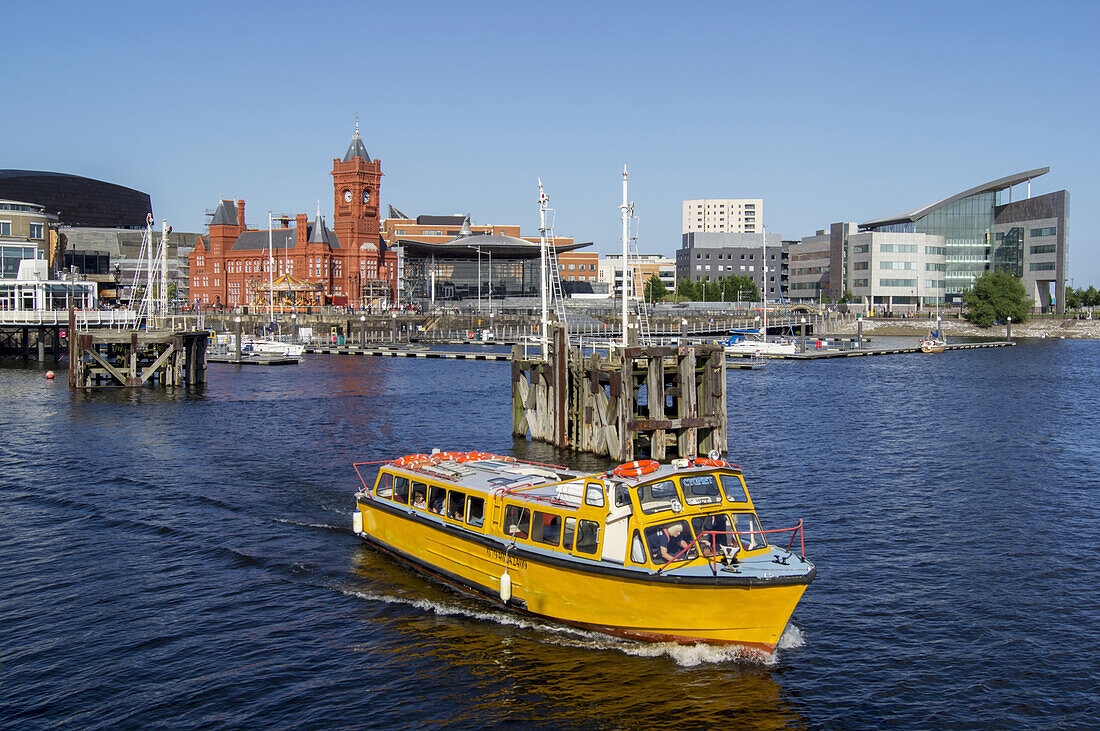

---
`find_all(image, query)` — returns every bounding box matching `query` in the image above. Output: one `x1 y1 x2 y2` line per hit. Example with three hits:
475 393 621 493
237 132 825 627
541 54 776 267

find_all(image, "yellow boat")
352 452 815 656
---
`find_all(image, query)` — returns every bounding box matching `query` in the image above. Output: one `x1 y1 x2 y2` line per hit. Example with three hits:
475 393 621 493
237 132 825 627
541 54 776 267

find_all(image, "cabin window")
393 476 410 504
679 475 723 506
562 517 576 550
446 491 466 521
575 520 600 555
631 530 646 563
732 513 768 550
584 482 605 507
532 511 561 546
375 472 393 498
503 504 531 539
411 482 427 510
466 496 485 527
637 480 681 514
720 474 749 503
427 485 446 514
644 520 697 563
691 513 737 557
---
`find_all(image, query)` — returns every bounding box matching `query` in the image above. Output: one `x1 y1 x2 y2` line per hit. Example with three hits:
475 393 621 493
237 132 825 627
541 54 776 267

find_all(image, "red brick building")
189 125 395 309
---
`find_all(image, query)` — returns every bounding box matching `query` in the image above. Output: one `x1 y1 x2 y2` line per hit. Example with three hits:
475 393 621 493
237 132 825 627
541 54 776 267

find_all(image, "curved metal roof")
860 167 1050 229
396 233 591 258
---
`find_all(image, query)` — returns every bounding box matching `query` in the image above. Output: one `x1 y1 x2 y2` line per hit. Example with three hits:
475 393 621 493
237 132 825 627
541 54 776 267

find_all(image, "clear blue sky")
5 1 1098 285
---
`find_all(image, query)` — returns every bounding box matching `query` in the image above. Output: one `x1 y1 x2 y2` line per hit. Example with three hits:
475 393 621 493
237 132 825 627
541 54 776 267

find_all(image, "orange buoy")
45 370 55 380
611 459 660 478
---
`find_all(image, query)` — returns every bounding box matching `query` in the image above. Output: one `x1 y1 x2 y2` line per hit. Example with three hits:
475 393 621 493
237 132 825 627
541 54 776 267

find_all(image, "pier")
68 319 208 388
511 327 727 462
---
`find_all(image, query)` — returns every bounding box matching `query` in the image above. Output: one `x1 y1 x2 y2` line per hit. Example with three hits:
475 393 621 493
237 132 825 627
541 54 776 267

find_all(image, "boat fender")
499 571 512 602
352 510 363 535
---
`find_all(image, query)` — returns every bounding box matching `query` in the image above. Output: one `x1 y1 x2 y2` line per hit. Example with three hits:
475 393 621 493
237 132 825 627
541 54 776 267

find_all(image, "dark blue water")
2 340 1098 728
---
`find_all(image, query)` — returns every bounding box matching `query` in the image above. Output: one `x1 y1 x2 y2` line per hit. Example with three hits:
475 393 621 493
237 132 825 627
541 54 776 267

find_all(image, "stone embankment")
830 316 1100 340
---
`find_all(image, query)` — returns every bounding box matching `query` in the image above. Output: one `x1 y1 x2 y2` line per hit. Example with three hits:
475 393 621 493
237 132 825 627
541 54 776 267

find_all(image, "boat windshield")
719 474 749 503
731 512 768 550
637 479 680 514
679 474 723 507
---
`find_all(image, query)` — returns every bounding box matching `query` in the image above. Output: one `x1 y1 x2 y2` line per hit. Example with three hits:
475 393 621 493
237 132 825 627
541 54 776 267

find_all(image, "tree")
1086 286 1100 308
838 290 853 304
720 274 758 303
644 273 668 302
1064 287 1082 310
675 279 699 300
962 271 1031 327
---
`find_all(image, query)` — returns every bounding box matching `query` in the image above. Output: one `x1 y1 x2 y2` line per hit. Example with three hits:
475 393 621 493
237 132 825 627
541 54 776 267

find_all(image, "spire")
343 118 371 163
459 214 473 237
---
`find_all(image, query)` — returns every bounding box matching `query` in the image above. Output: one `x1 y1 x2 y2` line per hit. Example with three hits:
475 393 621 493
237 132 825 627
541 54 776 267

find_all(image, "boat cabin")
359 454 774 572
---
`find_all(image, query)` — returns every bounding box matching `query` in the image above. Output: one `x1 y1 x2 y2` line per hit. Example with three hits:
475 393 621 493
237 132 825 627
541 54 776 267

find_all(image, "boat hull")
355 498 811 652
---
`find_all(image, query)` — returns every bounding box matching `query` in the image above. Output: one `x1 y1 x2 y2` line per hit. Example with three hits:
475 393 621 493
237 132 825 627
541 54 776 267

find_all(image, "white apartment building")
847 231 947 311
682 199 763 234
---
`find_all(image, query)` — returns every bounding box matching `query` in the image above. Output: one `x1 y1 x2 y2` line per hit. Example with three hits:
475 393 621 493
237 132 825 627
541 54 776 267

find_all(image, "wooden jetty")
305 345 509 361
511 327 727 462
68 311 208 388
725 340 1016 363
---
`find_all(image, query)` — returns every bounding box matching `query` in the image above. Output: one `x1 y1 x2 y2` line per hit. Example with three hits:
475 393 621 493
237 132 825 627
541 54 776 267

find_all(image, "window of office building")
1029 262 1056 271
1030 245 1056 255
28 223 44 239
879 278 917 287
1030 227 1057 238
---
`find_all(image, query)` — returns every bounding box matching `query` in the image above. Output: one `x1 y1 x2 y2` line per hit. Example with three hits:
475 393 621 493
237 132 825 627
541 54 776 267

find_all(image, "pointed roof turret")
210 199 237 226
458 214 473 237
342 116 371 162
308 202 332 244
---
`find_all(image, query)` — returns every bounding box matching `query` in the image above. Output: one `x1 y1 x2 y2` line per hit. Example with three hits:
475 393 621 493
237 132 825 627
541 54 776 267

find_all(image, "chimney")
296 214 308 246
236 199 246 229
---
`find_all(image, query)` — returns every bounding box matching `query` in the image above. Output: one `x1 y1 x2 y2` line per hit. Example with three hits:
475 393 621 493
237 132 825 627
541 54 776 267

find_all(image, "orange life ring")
691 457 729 467
484 453 516 462
431 451 466 463
611 459 660 478
456 451 493 463
393 454 430 467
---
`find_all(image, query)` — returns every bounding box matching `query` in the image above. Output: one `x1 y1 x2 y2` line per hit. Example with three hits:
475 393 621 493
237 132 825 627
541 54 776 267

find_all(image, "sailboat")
722 225 796 356
920 294 946 353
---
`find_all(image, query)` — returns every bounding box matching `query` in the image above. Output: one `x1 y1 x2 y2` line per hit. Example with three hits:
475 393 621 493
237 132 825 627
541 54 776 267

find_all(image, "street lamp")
800 316 807 353
360 314 366 345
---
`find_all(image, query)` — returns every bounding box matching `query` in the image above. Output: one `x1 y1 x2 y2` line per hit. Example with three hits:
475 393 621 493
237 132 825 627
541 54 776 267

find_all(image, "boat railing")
660 519 806 574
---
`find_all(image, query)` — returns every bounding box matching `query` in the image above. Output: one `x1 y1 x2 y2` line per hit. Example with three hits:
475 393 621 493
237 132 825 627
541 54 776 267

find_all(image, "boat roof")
382 458 741 509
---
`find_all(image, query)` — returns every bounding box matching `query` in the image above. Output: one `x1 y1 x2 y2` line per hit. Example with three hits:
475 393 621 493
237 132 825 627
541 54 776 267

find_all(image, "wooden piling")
511 327 728 462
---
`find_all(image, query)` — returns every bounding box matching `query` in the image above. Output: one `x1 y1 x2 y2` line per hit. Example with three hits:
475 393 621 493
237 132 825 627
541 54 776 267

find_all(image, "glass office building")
860 168 1054 296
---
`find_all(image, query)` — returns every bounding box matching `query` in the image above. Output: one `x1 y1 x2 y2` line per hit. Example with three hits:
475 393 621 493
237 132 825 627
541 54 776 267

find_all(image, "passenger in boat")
649 522 691 563
412 493 426 510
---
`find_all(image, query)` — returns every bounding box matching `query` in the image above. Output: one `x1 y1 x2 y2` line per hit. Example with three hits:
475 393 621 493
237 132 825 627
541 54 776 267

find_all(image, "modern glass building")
859 167 1067 309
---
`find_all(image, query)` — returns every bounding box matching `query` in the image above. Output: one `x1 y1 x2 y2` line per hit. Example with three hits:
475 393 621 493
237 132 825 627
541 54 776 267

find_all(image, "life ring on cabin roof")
692 457 730 467
431 451 467 463
456 451 493 463
393 454 430 466
611 460 660 478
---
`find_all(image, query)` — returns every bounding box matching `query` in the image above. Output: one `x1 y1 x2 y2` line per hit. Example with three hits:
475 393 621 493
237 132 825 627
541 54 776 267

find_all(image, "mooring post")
68 306 76 387
1006 316 1012 341
857 316 863 350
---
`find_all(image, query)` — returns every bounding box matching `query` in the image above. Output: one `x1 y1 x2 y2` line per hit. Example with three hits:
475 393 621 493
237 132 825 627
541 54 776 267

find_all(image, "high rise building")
682 199 762 234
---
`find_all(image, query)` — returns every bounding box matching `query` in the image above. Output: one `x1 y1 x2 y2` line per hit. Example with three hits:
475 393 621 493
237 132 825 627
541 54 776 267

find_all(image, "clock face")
343 189 352 203
362 189 371 203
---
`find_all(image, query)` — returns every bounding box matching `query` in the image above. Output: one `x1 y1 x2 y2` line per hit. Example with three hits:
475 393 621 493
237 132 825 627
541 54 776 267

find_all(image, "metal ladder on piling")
542 206 570 332
628 218 653 345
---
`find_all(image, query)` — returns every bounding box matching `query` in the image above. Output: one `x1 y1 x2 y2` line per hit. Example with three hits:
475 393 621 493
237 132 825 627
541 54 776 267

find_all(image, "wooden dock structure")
725 340 1016 363
511 327 727 462
68 318 208 389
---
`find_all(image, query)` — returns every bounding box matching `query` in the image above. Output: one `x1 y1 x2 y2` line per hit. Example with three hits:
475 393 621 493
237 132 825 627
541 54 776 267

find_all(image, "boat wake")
340 586 804 667
273 517 347 532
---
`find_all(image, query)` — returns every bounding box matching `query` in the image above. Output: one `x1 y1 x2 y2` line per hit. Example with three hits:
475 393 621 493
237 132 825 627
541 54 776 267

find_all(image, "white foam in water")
343 587 804 667
778 622 805 650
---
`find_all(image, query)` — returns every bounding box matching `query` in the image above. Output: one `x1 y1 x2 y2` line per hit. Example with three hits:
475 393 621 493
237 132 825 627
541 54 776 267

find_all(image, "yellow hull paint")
357 499 807 652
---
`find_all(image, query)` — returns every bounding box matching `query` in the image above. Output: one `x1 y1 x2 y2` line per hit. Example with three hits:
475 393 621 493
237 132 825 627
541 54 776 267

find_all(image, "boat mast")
539 179 550 354
620 166 630 347
267 211 275 325
762 224 767 344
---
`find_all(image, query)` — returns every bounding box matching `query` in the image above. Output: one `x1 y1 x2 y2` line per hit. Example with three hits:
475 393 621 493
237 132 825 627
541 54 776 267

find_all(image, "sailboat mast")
762 225 767 343
538 179 550 354
267 212 275 324
620 166 630 347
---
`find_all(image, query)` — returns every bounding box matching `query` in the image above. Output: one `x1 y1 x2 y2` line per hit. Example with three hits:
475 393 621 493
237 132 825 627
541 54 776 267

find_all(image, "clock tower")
331 119 384 304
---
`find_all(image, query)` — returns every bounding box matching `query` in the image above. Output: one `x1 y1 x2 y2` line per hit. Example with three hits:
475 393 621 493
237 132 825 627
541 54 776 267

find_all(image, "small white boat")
722 330 797 356
242 336 304 357
919 337 946 354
